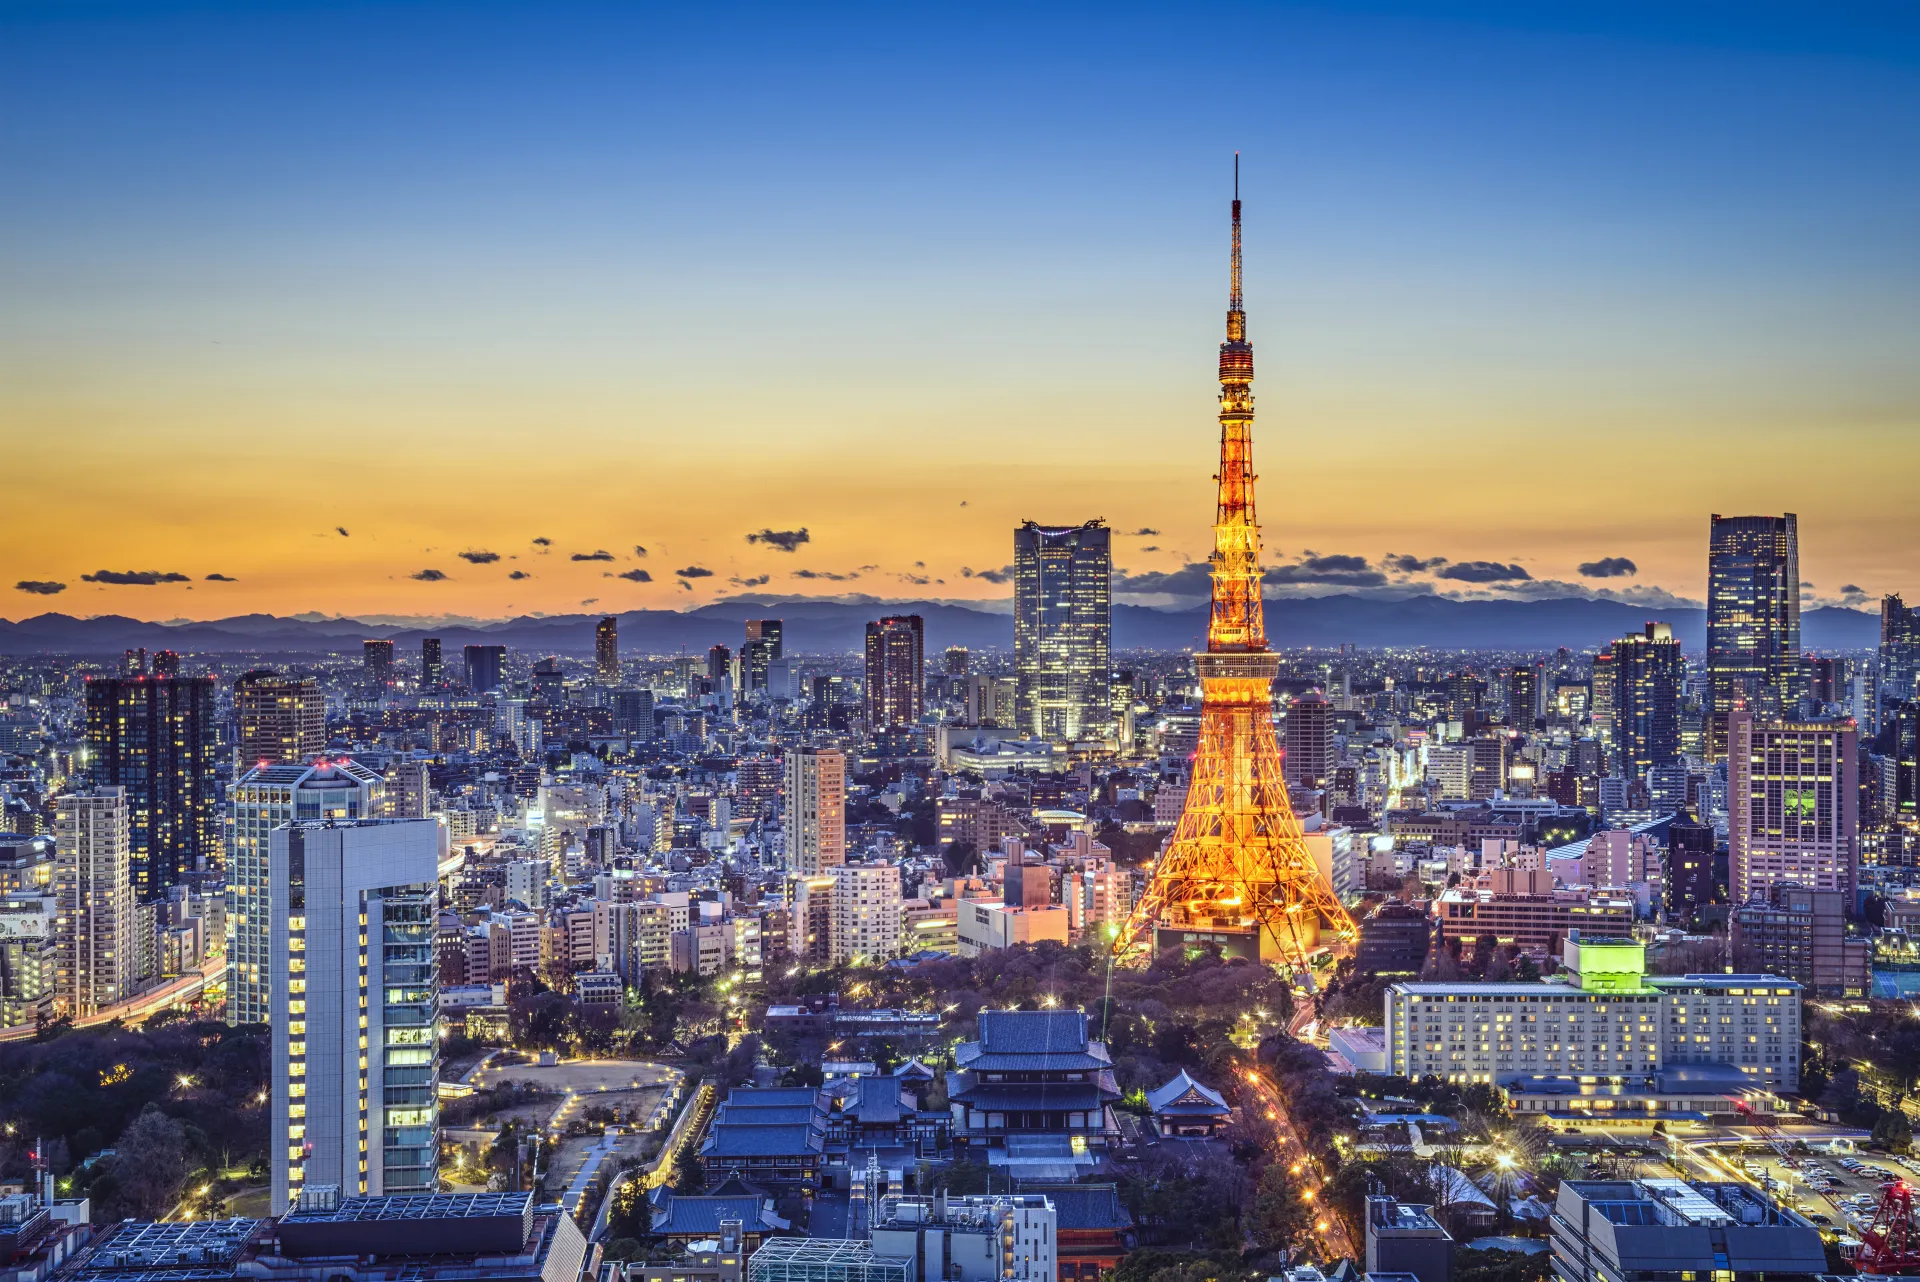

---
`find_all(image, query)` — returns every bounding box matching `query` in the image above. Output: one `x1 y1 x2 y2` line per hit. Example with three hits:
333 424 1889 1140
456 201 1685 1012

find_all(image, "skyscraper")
463 644 505 694
228 759 385 1026
233 670 326 768
707 645 732 686
53 787 132 1019
1728 709 1859 905
1590 649 1616 748
1707 513 1802 726
1013 520 1112 741
270 818 440 1213
85 674 216 901
1613 622 1683 781
1283 691 1334 791
742 620 782 696
595 616 619 684
944 645 971 676
420 637 443 688
1507 661 1542 729
1664 812 1717 923
363 639 395 680
864 615 925 727
783 748 846 876
1882 594 1920 709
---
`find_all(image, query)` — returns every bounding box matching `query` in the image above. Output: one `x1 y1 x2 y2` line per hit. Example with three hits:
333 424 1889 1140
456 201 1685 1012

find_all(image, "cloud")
1114 562 1215 597
335 526 350 537
14 580 66 595
509 570 531 580
532 537 551 553
581 598 598 606
731 574 772 587
410 568 449 582
898 573 932 585
675 566 714 579
1578 557 1638 579
572 549 615 562
1801 580 1817 590
859 564 879 572
1263 554 1389 587
458 549 500 564
618 568 653 582
1842 583 1864 594
961 565 1014 584
678 581 692 592
745 527 811 552
1384 553 1449 574
1141 545 1159 552
81 569 191 585
1437 560 1532 584
204 573 237 582
633 545 649 557
1126 527 1160 537
793 569 859 581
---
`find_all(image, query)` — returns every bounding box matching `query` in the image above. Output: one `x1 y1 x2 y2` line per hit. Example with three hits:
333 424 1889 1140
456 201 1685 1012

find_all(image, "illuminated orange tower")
1116 161 1358 971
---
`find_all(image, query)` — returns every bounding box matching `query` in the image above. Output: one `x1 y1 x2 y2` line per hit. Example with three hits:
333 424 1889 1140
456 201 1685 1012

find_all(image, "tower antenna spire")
1229 154 1243 322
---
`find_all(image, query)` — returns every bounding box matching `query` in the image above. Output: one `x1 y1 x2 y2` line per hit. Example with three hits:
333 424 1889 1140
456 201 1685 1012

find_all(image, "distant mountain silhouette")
0 597 1877 658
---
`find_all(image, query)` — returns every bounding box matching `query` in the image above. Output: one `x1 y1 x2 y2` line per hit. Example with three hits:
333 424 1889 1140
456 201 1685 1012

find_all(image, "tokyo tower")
1114 161 1358 972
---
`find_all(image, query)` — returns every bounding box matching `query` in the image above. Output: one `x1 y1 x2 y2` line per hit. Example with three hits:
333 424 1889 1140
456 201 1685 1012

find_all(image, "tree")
1873 1110 1914 1155
107 1105 191 1220
1247 1162 1313 1251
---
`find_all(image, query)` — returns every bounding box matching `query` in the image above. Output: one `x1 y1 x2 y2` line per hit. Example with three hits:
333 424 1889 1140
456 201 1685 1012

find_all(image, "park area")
442 1056 678 1194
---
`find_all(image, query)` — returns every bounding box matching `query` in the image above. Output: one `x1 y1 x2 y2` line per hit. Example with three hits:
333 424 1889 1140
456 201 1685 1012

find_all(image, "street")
1241 1065 1358 1262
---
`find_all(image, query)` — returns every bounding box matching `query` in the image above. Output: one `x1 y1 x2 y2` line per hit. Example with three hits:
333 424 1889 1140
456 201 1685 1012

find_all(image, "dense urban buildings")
1727 708 1859 903
234 671 326 768
1013 520 1113 742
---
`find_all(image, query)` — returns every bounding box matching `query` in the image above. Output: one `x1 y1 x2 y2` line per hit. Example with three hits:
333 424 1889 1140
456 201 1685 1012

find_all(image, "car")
1810 1214 1834 1226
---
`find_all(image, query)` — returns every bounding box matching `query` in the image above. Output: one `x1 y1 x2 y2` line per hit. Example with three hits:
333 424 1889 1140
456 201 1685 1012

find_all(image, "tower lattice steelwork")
1115 162 1358 971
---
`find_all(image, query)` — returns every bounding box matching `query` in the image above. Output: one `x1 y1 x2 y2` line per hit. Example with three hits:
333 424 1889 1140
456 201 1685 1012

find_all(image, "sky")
3 1 1918 621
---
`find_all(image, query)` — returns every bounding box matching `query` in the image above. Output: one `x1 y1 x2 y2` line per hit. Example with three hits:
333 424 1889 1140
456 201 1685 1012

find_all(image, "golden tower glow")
1115 161 1358 972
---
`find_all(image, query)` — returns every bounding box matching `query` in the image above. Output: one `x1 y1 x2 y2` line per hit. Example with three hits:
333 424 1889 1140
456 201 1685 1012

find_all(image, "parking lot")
1697 1145 1920 1239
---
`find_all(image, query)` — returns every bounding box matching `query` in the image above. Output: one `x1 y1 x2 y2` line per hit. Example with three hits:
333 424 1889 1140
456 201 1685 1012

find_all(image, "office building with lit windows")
1706 513 1801 727
1612 623 1682 781
1384 936 1801 1103
84 674 217 901
1727 708 1858 905
421 636 443 687
783 748 845 876
234 671 326 768
229 760 385 1026
864 616 924 727
1013 520 1112 742
270 819 442 1214
463 644 506 694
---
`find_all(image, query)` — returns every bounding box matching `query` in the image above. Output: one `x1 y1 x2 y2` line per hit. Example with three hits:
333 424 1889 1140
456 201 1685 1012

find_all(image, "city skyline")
6 3 1920 621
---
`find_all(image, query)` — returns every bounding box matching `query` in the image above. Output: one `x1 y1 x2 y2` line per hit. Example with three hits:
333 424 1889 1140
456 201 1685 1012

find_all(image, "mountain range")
0 596 1880 658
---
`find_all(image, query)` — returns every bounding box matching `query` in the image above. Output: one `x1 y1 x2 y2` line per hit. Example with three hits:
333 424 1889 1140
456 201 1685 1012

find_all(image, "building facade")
1706 513 1802 725
595 616 619 684
234 671 326 768
1727 710 1858 904
85 674 217 901
229 759 386 1026
864 616 925 727
53 787 133 1018
829 863 902 965
784 748 846 876
270 819 441 1213
1013 520 1113 743
1612 623 1682 781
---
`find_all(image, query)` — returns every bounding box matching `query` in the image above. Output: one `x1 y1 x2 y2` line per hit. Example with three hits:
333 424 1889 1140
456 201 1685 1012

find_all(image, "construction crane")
1858 1180 1920 1274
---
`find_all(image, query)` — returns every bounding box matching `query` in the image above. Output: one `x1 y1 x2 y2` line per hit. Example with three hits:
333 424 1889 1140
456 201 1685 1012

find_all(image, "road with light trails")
0 953 224 1041
1241 1064 1358 1263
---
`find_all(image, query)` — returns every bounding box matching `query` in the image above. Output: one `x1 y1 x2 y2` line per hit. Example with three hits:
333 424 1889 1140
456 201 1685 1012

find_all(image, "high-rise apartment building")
463 644 505 694
1730 882 1869 997
944 645 971 676
1728 709 1858 904
1613 622 1683 781
229 759 386 1025
1589 649 1616 748
1013 520 1112 741
864 615 925 727
85 675 217 901
1283 691 1334 791
1883 594 1920 709
707 645 732 688
390 760 431 820
363 639 395 681
595 616 619 684
783 748 846 876
53 788 132 1019
1707 513 1802 725
829 862 902 964
421 637 443 688
270 819 441 1214
611 688 655 740
234 670 326 768
1664 813 1716 923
